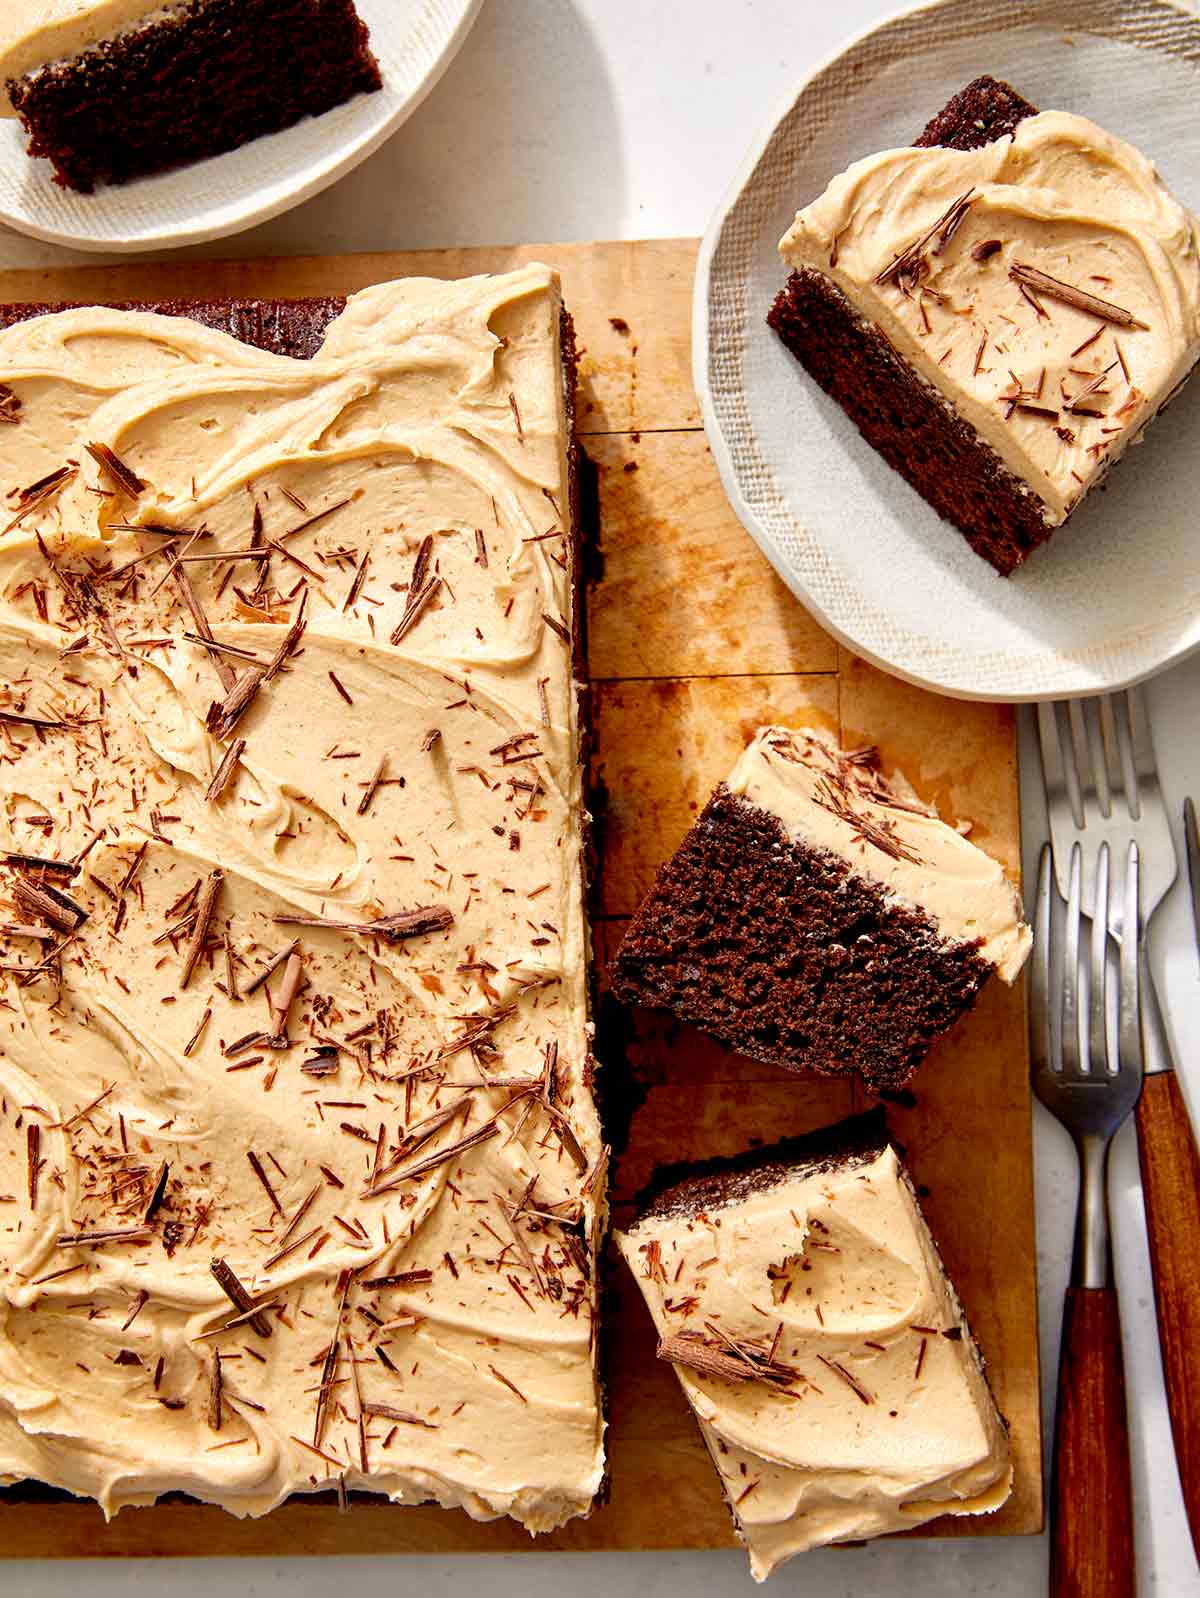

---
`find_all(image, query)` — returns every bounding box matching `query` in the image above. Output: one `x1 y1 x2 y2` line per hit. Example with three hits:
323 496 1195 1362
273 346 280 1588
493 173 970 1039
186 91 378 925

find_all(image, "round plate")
0 0 483 254
694 0 1200 701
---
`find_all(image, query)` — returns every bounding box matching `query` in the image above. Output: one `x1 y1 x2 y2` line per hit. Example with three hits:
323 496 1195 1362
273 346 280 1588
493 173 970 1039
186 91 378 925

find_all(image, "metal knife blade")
1185 796 1200 956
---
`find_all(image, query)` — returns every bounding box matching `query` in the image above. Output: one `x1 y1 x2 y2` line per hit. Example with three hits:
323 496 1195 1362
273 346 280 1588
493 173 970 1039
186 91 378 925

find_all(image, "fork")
1032 840 1140 1598
1038 688 1200 1557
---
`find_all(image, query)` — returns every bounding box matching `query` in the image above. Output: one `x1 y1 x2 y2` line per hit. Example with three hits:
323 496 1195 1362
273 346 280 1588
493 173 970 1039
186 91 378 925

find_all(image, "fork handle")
1051 1286 1135 1598
1136 1069 1200 1560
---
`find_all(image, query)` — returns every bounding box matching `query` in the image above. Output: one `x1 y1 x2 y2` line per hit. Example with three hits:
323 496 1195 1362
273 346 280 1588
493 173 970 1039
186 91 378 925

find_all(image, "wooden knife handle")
1051 1286 1135 1598
1136 1069 1200 1559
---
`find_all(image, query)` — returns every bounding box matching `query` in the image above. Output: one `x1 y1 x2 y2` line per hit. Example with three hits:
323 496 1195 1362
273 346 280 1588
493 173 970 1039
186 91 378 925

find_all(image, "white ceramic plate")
694 0 1200 702
0 0 483 254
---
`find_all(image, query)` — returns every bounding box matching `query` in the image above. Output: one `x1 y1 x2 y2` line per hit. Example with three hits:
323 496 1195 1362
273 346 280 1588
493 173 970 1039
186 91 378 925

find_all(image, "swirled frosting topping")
780 110 1200 524
615 1139 1011 1579
726 727 1030 981
0 265 603 1529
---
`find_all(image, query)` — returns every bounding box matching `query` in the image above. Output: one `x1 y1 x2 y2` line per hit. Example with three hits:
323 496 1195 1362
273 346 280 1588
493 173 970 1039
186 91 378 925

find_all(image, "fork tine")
1032 843 1054 1073
1038 702 1082 831
1125 686 1156 817
1068 701 1097 828
1089 843 1110 1076
1118 842 1141 1071
1096 696 1122 819
1062 842 1084 1075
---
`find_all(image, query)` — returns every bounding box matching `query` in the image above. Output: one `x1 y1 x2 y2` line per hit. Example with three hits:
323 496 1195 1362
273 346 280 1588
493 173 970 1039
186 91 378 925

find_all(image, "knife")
1186 798 1200 960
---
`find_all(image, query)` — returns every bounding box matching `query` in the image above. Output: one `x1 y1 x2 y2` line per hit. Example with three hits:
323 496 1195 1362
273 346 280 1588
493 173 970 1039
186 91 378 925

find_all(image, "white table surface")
3 3 1198 1593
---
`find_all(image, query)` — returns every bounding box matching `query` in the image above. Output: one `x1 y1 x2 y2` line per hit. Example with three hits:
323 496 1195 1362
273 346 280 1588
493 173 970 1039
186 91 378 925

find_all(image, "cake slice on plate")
769 76 1200 574
615 1111 1013 1579
610 725 1030 1093
0 0 382 192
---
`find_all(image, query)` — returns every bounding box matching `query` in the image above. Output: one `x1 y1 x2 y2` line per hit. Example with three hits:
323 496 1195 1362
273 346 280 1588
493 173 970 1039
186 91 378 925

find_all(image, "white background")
3 2 1199 1593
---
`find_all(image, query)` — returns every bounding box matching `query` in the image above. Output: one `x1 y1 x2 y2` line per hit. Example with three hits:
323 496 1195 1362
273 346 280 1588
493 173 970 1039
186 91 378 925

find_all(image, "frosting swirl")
0 266 603 1527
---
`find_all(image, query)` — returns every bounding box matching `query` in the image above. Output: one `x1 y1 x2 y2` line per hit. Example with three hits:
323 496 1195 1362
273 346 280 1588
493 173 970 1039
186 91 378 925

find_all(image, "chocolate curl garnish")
272 904 454 943
1008 263 1148 329
179 870 222 989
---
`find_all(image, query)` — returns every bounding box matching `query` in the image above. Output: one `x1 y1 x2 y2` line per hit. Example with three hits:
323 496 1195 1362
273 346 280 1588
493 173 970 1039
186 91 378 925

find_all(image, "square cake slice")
0 0 382 193
0 266 604 1529
769 75 1200 574
615 1112 1012 1579
610 726 1030 1093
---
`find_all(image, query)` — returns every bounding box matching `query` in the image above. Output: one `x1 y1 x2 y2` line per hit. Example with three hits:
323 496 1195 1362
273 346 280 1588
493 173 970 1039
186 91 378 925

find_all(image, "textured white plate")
0 0 483 254
694 0 1200 702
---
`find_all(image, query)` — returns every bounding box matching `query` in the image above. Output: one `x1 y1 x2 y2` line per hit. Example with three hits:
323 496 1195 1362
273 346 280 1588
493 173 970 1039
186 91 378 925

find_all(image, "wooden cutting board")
0 239 1042 1557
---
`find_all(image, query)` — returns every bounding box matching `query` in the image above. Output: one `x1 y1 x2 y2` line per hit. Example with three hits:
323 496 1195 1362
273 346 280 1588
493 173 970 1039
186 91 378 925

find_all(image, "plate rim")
691 0 1200 704
0 0 485 256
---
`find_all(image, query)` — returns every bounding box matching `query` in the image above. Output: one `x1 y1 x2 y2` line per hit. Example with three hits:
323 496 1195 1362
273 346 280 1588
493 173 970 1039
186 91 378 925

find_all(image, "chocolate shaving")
11 876 86 933
1009 263 1148 329
26 1124 40 1209
247 1151 284 1216
390 574 441 646
0 710 67 731
207 667 264 741
657 1333 796 1390
262 592 308 684
205 738 246 803
84 442 144 499
180 870 222 989
143 1160 170 1223
207 1353 223 1432
541 612 570 645
875 190 974 286
971 239 1002 262
210 1257 273 1337
362 1270 433 1289
343 549 370 612
3 464 79 535
57 1227 151 1248
166 554 237 692
362 1402 438 1428
816 1353 874 1405
366 1122 501 1196
356 754 387 817
5 852 79 880
244 940 297 997
272 904 453 943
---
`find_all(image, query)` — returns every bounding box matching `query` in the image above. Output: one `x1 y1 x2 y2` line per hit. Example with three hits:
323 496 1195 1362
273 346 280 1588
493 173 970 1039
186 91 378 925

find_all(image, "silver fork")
1032 840 1139 1598
1038 688 1200 1558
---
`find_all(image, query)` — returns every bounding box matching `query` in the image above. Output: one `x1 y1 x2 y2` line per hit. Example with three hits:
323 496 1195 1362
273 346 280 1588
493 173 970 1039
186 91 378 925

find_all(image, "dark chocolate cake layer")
635 1108 890 1224
0 297 348 359
8 0 382 193
768 77 1050 576
914 74 1039 152
610 786 992 1095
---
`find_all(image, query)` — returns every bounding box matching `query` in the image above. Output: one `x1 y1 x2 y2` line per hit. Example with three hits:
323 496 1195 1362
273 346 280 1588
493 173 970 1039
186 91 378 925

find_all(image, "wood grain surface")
0 239 1042 1558
1136 1071 1200 1560
1050 1287 1136 1598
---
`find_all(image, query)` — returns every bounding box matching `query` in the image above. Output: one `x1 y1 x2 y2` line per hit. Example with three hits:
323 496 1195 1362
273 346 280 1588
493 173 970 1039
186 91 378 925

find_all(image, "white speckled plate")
694 0 1200 701
0 0 483 254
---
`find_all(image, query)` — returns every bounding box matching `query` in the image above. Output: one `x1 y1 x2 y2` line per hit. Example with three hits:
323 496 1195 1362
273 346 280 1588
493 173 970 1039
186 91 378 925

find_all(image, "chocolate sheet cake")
610 726 1030 1093
615 1111 1012 1578
0 0 382 193
769 76 1200 574
0 267 605 1528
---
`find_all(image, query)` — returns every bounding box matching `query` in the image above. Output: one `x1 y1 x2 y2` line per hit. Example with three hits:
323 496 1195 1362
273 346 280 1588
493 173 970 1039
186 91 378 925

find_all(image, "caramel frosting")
0 265 605 1529
0 2 176 115
779 110 1200 525
726 727 1030 981
615 1136 1011 1579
